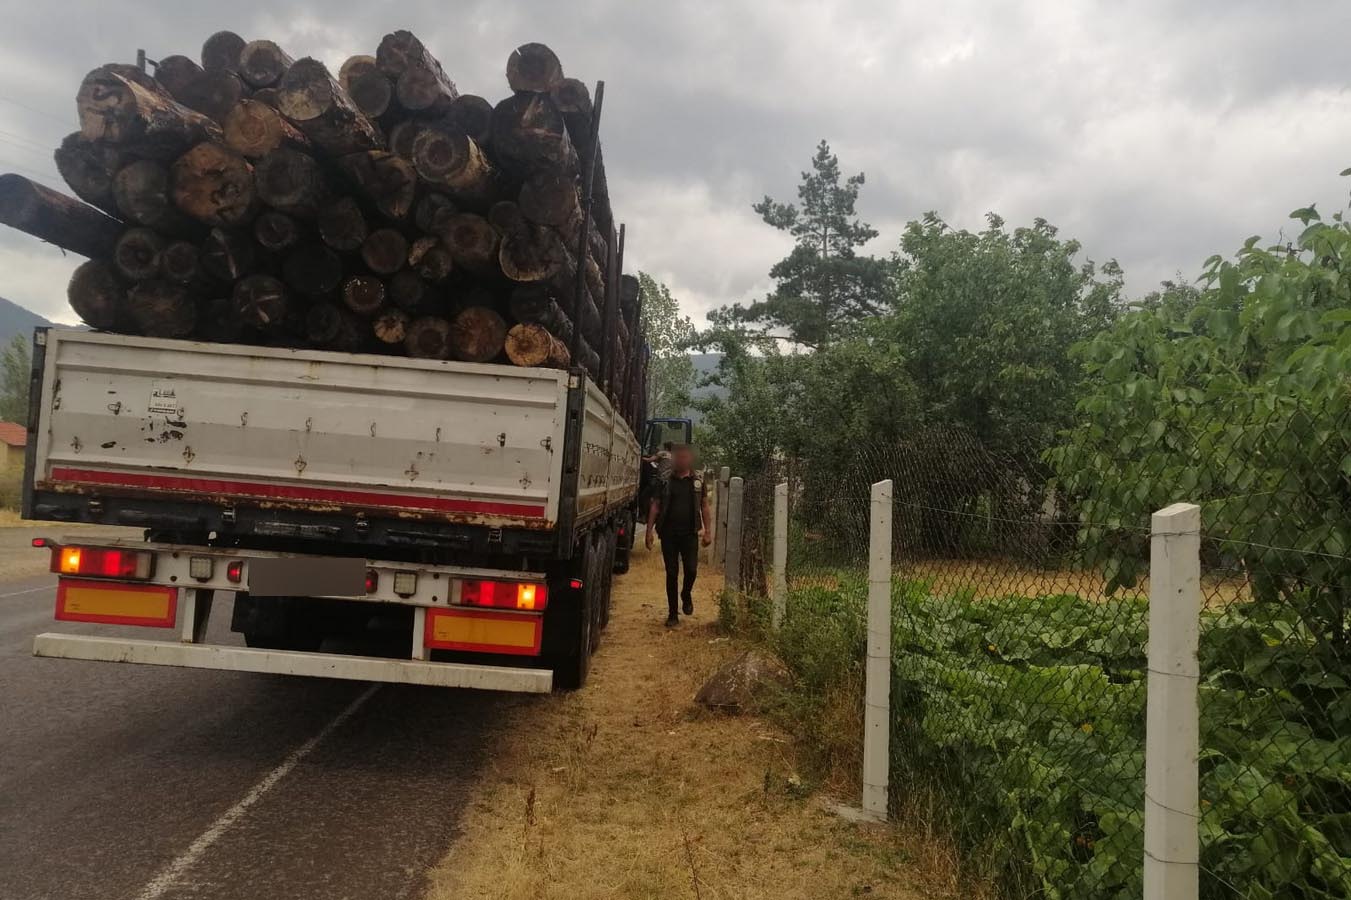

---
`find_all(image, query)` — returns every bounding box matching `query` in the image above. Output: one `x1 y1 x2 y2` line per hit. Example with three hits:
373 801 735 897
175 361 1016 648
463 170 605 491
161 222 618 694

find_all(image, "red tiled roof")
0 422 26 447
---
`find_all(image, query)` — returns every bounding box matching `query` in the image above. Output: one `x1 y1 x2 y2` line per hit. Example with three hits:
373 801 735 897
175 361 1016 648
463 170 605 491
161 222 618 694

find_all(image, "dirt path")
425 544 938 900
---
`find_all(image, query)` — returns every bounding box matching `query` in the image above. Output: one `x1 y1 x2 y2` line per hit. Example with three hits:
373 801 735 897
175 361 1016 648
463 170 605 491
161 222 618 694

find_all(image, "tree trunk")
620 273 639 322
67 259 124 329
336 150 417 221
338 56 378 92
387 268 434 313
254 147 329 218
177 70 247 124
491 92 575 172
127 280 197 338
201 31 246 73
449 306 506 362
223 99 309 158
282 242 343 297
277 58 382 156
305 302 363 351
161 240 203 284
238 39 293 89
202 227 257 280
198 295 247 343
498 223 567 283
506 43 565 93
233 273 288 330
360 227 408 275
342 274 385 316
554 78 614 241
252 210 302 252
154 55 203 101
505 322 569 368
54 132 123 214
112 159 196 232
376 30 440 80
440 212 499 274
403 315 452 359
172 142 256 227
408 236 453 282
411 130 497 208
396 56 458 114
414 192 456 234
373 307 410 344
317 196 367 251
518 169 579 229
77 65 222 157
488 199 526 236
387 120 422 159
0 174 122 258
349 69 395 120
113 227 165 280
447 94 494 147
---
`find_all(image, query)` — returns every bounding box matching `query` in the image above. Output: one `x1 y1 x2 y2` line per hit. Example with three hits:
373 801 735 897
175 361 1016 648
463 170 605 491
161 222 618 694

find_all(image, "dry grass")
424 547 959 900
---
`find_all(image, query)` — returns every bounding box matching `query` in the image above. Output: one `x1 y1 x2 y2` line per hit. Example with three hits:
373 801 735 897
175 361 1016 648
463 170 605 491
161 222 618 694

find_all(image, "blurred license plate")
249 557 366 597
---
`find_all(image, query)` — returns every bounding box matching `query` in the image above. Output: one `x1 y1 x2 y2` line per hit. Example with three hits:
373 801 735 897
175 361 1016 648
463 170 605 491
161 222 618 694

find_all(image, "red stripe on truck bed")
48 467 547 518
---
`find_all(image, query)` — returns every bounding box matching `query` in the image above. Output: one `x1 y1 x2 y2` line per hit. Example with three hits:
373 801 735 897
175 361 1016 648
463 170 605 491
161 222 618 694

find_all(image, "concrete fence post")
1144 502 1201 900
771 481 788 630
862 479 893 821
715 466 731 570
724 476 744 593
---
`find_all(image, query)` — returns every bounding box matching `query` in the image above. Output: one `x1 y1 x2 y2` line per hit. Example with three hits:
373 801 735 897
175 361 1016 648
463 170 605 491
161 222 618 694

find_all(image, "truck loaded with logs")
1 31 654 691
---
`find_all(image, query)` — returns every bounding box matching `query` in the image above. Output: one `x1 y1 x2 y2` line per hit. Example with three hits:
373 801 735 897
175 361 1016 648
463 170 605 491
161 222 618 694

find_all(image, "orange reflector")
424 608 542 656
56 579 177 627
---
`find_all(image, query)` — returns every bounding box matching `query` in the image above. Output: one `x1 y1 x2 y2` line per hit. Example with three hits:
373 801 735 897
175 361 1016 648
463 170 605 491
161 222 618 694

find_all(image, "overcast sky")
1 0 1350 326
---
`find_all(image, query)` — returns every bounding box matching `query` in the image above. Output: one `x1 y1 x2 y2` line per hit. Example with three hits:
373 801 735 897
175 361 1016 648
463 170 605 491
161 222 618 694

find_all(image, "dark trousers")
660 533 699 615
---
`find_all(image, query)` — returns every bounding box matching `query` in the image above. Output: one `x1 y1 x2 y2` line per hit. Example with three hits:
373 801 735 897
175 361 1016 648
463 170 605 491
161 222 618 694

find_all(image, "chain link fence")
720 409 1350 899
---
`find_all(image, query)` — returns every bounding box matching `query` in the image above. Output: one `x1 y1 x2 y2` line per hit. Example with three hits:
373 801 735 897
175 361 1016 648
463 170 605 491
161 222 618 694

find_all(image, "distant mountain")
0 296 54 345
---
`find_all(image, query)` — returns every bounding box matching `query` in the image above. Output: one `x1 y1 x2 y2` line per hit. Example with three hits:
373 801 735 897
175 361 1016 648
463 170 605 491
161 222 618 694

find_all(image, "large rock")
695 650 791 714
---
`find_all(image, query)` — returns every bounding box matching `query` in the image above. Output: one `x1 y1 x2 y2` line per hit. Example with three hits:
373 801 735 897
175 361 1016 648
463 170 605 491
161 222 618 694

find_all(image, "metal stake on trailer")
612 224 627 398
569 81 605 371
599 222 617 391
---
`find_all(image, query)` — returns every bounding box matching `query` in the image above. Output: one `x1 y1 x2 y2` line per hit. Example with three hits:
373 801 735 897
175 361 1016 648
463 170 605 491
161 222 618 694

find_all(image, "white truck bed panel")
33 331 588 528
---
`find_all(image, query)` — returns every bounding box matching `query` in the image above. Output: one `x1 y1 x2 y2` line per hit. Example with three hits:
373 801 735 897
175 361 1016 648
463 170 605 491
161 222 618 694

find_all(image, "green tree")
0 335 30 424
638 273 697 418
725 140 891 346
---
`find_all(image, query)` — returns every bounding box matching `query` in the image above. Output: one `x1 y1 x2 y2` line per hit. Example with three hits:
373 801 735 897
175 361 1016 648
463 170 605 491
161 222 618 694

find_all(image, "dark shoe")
665 614 679 627
682 597 694 616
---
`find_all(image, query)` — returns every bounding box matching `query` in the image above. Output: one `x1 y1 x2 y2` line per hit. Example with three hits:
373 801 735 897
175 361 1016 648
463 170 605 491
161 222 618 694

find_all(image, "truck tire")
545 537 594 690
233 594 324 651
599 528 616 631
613 511 634 574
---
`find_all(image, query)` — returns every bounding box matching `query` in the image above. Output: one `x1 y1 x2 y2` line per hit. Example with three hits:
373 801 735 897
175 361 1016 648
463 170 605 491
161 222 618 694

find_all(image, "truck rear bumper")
32 633 553 693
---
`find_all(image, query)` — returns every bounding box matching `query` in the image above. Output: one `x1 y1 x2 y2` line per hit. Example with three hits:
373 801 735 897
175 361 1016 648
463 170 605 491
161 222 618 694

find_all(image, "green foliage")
0 334 30 425
638 273 697 417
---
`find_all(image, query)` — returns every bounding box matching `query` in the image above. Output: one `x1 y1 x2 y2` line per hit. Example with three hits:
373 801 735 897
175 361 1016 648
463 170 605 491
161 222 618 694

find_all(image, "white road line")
135 683 381 900
0 584 54 599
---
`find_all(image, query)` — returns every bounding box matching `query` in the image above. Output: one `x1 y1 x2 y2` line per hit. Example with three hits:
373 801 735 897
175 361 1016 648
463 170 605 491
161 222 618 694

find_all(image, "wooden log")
112 159 191 232
161 240 203 284
198 295 247 343
0 174 122 259
487 199 526 236
254 147 328 218
282 242 343 297
498 223 566 283
552 78 592 120
583 253 605 302
305 302 363 351
277 58 382 156
77 65 222 157
338 56 378 92
336 150 416 220
201 31 246 73
252 210 302 252
223 99 309 158
67 259 124 329
53 133 123 214
361 227 408 275
414 192 456 234
178 70 247 124
509 281 600 346
233 273 288 330
112 227 165 280
251 87 279 108
408 236 453 282
238 40 293 89
342 274 385 316
404 315 452 359
373 307 409 345
127 280 197 338
554 78 614 240
172 142 255 227
620 273 639 321
506 43 565 94
449 306 507 362
446 94 494 147
201 227 257 281
387 268 434 313
387 119 421 159
505 322 569 368
396 56 458 114
491 92 575 171
349 69 395 120
518 170 579 229
154 55 204 100
441 212 499 274
411 129 497 207
376 30 438 79
317 196 367 251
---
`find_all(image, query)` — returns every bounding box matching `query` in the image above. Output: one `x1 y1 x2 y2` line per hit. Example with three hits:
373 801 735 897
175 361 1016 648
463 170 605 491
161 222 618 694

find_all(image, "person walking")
645 444 712 626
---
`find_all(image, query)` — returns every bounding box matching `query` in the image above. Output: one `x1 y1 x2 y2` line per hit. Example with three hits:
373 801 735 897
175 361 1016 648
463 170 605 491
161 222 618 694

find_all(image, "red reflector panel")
52 546 153 580
55 579 177 627
461 579 548 611
424 608 542 656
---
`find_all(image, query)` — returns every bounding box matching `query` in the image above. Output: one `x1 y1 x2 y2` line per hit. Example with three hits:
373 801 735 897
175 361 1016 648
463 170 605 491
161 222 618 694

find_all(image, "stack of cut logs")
0 31 642 383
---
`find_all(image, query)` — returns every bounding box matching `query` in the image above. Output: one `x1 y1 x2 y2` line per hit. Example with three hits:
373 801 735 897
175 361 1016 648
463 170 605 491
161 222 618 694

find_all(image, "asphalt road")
0 562 530 900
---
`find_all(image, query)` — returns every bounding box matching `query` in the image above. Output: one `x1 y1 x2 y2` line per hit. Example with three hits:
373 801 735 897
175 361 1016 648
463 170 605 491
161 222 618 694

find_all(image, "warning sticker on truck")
147 386 181 417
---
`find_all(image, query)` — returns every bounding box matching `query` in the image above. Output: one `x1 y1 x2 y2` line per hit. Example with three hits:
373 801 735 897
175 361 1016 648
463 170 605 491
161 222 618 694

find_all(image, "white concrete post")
771 481 788 629
715 466 731 570
862 479 893 821
724 476 744 593
1144 502 1201 900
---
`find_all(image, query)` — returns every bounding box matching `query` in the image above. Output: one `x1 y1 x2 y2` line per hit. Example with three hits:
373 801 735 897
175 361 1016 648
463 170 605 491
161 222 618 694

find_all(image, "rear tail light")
569 578 584 591
461 579 548 611
53 545 154 580
226 561 244 583
365 569 379 593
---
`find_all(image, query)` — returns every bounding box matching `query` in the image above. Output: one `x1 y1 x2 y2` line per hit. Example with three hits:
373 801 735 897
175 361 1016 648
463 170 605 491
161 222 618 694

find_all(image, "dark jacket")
656 472 705 535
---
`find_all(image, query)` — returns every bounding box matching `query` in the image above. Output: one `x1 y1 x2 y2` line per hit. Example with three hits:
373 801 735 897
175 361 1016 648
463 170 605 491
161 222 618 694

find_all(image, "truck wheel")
233 594 324 652
545 540 594 690
599 529 616 631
